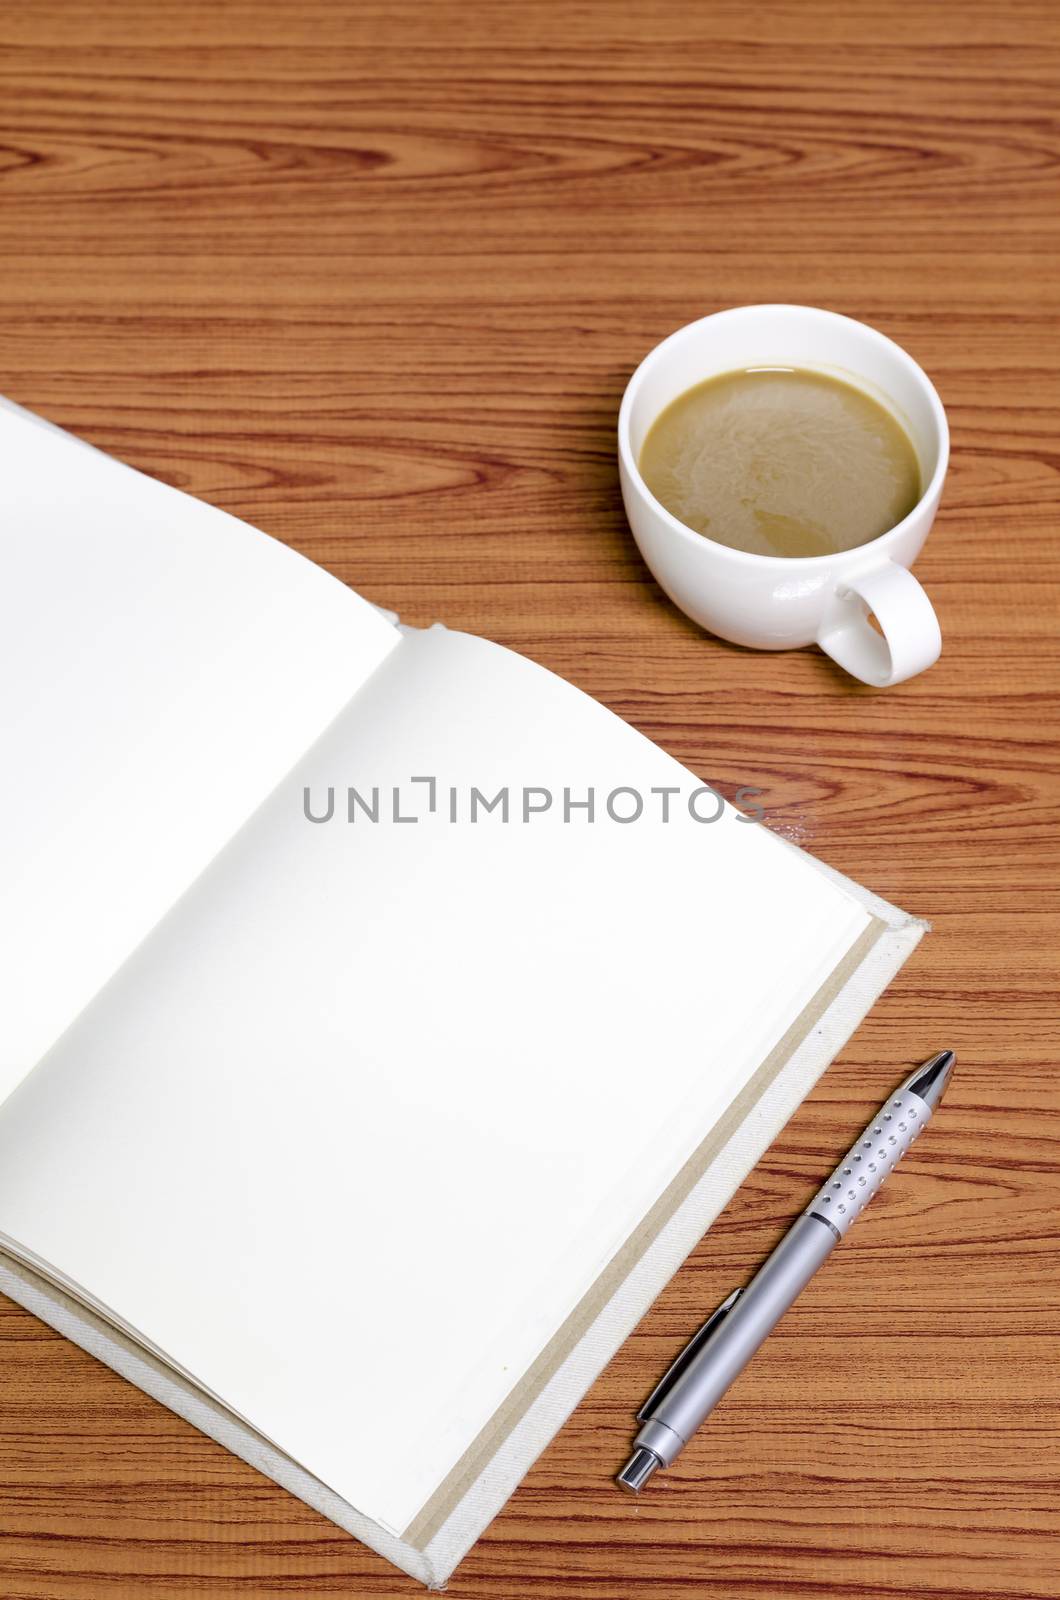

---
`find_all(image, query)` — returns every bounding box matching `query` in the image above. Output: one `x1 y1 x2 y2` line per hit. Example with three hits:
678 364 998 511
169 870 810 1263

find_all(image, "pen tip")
907 1049 956 1112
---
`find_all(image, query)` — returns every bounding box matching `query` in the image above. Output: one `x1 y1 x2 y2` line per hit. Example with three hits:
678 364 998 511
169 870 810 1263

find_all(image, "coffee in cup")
618 305 948 688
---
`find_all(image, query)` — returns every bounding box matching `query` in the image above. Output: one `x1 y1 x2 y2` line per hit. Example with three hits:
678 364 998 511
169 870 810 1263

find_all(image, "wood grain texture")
1 2 1058 1596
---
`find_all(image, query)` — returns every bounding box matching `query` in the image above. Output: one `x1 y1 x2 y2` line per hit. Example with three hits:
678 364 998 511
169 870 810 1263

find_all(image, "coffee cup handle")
816 561 941 687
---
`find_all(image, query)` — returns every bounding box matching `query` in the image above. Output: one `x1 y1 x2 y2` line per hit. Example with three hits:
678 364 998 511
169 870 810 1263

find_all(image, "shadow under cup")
618 305 948 681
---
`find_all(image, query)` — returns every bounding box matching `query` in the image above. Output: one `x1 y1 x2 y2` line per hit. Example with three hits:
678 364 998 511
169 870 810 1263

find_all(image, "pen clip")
636 1288 743 1421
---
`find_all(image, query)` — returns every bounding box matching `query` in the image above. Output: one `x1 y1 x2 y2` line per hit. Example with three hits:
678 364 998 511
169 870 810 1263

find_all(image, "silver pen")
617 1050 955 1492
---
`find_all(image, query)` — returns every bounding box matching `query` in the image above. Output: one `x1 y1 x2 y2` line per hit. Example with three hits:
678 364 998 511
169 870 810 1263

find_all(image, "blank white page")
0 400 399 1090
0 625 870 1537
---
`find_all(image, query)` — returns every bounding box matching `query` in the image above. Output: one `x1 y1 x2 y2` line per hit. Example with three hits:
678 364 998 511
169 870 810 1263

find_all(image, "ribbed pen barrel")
804 1069 943 1240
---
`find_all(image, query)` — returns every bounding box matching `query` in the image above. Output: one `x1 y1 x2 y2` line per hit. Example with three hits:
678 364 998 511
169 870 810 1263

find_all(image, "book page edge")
0 898 927 1591
0 1254 437 1590
419 899 927 1582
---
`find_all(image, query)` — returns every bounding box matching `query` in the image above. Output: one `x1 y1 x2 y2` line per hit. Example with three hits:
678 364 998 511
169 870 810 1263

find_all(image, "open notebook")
0 397 926 1586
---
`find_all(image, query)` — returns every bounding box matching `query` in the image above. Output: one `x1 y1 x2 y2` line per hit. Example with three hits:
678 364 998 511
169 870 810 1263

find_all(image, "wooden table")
2 3 1058 1596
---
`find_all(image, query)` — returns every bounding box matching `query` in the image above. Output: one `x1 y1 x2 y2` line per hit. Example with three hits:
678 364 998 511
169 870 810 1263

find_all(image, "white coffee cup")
618 305 948 687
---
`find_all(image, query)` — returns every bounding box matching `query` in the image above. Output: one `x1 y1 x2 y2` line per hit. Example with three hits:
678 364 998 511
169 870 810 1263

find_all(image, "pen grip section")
806 1088 927 1238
